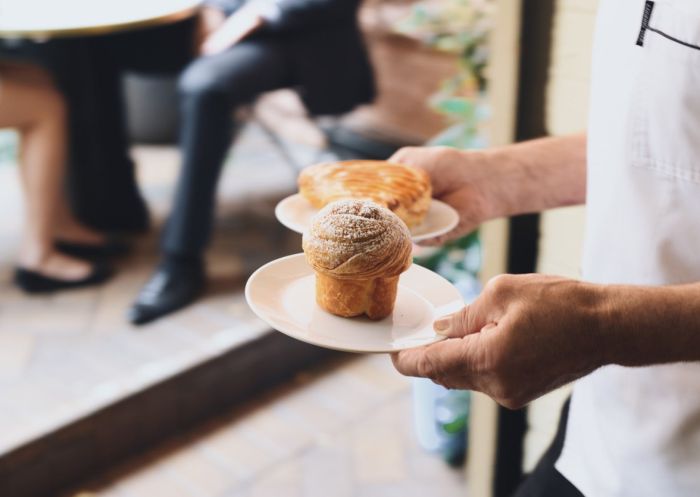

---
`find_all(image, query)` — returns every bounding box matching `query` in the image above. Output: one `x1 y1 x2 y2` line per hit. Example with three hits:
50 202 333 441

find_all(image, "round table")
0 0 201 39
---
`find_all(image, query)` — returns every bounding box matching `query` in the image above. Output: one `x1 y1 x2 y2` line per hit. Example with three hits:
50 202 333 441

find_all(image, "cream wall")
465 0 523 493
537 0 596 279
523 0 599 473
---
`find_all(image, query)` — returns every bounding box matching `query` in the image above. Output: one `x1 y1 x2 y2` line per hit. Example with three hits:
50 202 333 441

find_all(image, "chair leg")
253 115 304 173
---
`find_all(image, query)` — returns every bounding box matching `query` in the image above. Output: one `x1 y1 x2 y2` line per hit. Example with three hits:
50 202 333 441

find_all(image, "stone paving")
66 355 468 497
1 119 468 497
0 123 316 455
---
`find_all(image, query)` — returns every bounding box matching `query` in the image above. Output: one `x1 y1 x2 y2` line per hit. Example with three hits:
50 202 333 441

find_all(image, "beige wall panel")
545 2 598 136
467 0 522 495
525 0 598 474
536 205 586 278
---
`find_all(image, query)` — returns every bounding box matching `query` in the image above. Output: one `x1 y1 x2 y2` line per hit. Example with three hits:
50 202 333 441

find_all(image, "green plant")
0 130 18 167
395 0 492 149
397 0 492 281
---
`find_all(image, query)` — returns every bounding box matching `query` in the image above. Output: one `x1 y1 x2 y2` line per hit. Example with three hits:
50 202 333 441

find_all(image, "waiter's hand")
389 146 500 246
199 5 264 56
392 274 606 409
390 136 589 246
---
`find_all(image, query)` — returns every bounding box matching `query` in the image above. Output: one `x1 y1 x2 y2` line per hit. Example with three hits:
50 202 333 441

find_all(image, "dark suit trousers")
161 38 296 258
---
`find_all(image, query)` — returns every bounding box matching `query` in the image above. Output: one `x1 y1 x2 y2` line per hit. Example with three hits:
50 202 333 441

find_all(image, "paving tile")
239 408 311 458
106 467 195 497
0 301 91 335
1 116 470 497
0 331 35 380
350 403 408 484
245 459 303 497
0 124 322 456
273 390 349 436
74 352 469 497
356 481 467 497
197 423 280 480
158 449 239 497
302 433 355 497
343 355 411 395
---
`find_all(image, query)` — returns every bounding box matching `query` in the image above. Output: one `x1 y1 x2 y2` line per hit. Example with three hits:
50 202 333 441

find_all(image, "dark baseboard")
0 331 339 497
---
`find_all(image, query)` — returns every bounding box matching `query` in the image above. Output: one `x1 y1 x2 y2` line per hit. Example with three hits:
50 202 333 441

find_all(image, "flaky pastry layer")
298 160 431 228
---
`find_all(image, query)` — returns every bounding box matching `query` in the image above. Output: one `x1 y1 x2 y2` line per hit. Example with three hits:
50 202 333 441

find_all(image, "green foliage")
398 1 494 281
0 130 18 167
394 0 492 145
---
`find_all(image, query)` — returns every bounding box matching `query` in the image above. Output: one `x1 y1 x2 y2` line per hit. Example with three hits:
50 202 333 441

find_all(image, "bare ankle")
18 242 51 269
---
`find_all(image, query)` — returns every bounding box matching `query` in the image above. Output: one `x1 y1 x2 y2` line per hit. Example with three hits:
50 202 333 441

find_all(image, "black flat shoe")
56 238 130 260
127 260 205 326
14 262 113 294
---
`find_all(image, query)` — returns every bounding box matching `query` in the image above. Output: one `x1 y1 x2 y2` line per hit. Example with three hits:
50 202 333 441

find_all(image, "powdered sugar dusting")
302 199 412 278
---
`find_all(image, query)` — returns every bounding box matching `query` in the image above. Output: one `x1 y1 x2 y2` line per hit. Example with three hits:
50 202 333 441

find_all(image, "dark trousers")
1 19 195 232
512 398 584 497
161 38 296 258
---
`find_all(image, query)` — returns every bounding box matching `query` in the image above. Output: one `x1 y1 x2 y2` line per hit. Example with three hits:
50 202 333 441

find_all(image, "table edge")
0 5 199 39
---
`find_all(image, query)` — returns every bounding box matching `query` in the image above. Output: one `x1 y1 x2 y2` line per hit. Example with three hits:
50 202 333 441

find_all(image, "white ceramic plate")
245 253 463 353
275 194 459 243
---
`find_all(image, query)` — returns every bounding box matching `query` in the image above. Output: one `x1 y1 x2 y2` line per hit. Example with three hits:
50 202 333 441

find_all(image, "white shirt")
555 1 700 495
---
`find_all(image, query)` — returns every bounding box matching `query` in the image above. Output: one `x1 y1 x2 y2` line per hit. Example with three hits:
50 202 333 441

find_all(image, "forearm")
595 283 700 367
481 133 587 218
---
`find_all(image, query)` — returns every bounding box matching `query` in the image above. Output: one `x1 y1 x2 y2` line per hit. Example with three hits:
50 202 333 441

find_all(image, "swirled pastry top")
298 160 431 228
302 200 413 280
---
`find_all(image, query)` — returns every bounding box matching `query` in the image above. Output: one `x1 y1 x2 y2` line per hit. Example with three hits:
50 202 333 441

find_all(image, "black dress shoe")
128 261 205 325
56 238 130 260
14 262 113 294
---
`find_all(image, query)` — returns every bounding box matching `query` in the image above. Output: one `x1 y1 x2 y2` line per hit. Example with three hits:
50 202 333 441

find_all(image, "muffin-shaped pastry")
302 199 413 320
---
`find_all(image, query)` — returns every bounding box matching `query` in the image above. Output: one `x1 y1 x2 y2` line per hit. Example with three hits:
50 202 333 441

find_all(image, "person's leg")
1 44 138 257
7 35 153 232
65 18 197 232
129 40 295 324
67 39 150 232
9 17 194 235
163 39 295 257
6 36 151 233
0 63 111 289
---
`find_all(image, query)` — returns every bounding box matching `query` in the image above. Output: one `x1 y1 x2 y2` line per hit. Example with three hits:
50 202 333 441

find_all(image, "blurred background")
0 0 595 496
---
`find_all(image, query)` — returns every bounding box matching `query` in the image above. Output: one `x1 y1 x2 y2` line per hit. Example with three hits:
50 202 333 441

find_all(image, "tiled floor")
0 123 318 454
67 355 467 497
1 119 469 497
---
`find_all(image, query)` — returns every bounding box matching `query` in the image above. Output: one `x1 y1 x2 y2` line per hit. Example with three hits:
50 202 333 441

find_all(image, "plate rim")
274 193 459 242
245 253 462 353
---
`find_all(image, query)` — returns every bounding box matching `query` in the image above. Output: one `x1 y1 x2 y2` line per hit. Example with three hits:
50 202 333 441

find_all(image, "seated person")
1 18 196 233
0 62 113 292
128 0 375 324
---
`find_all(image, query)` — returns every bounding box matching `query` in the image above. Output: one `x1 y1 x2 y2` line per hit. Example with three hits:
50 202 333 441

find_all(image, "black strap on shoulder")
636 1 655 46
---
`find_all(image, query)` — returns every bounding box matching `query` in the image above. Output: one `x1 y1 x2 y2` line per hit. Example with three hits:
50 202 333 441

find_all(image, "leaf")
432 97 475 119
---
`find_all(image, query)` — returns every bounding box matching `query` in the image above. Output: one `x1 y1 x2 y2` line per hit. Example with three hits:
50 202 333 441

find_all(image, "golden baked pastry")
298 160 431 228
302 199 413 320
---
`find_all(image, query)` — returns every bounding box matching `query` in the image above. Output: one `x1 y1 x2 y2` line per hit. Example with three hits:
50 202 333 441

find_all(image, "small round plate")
245 253 463 353
275 194 459 243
